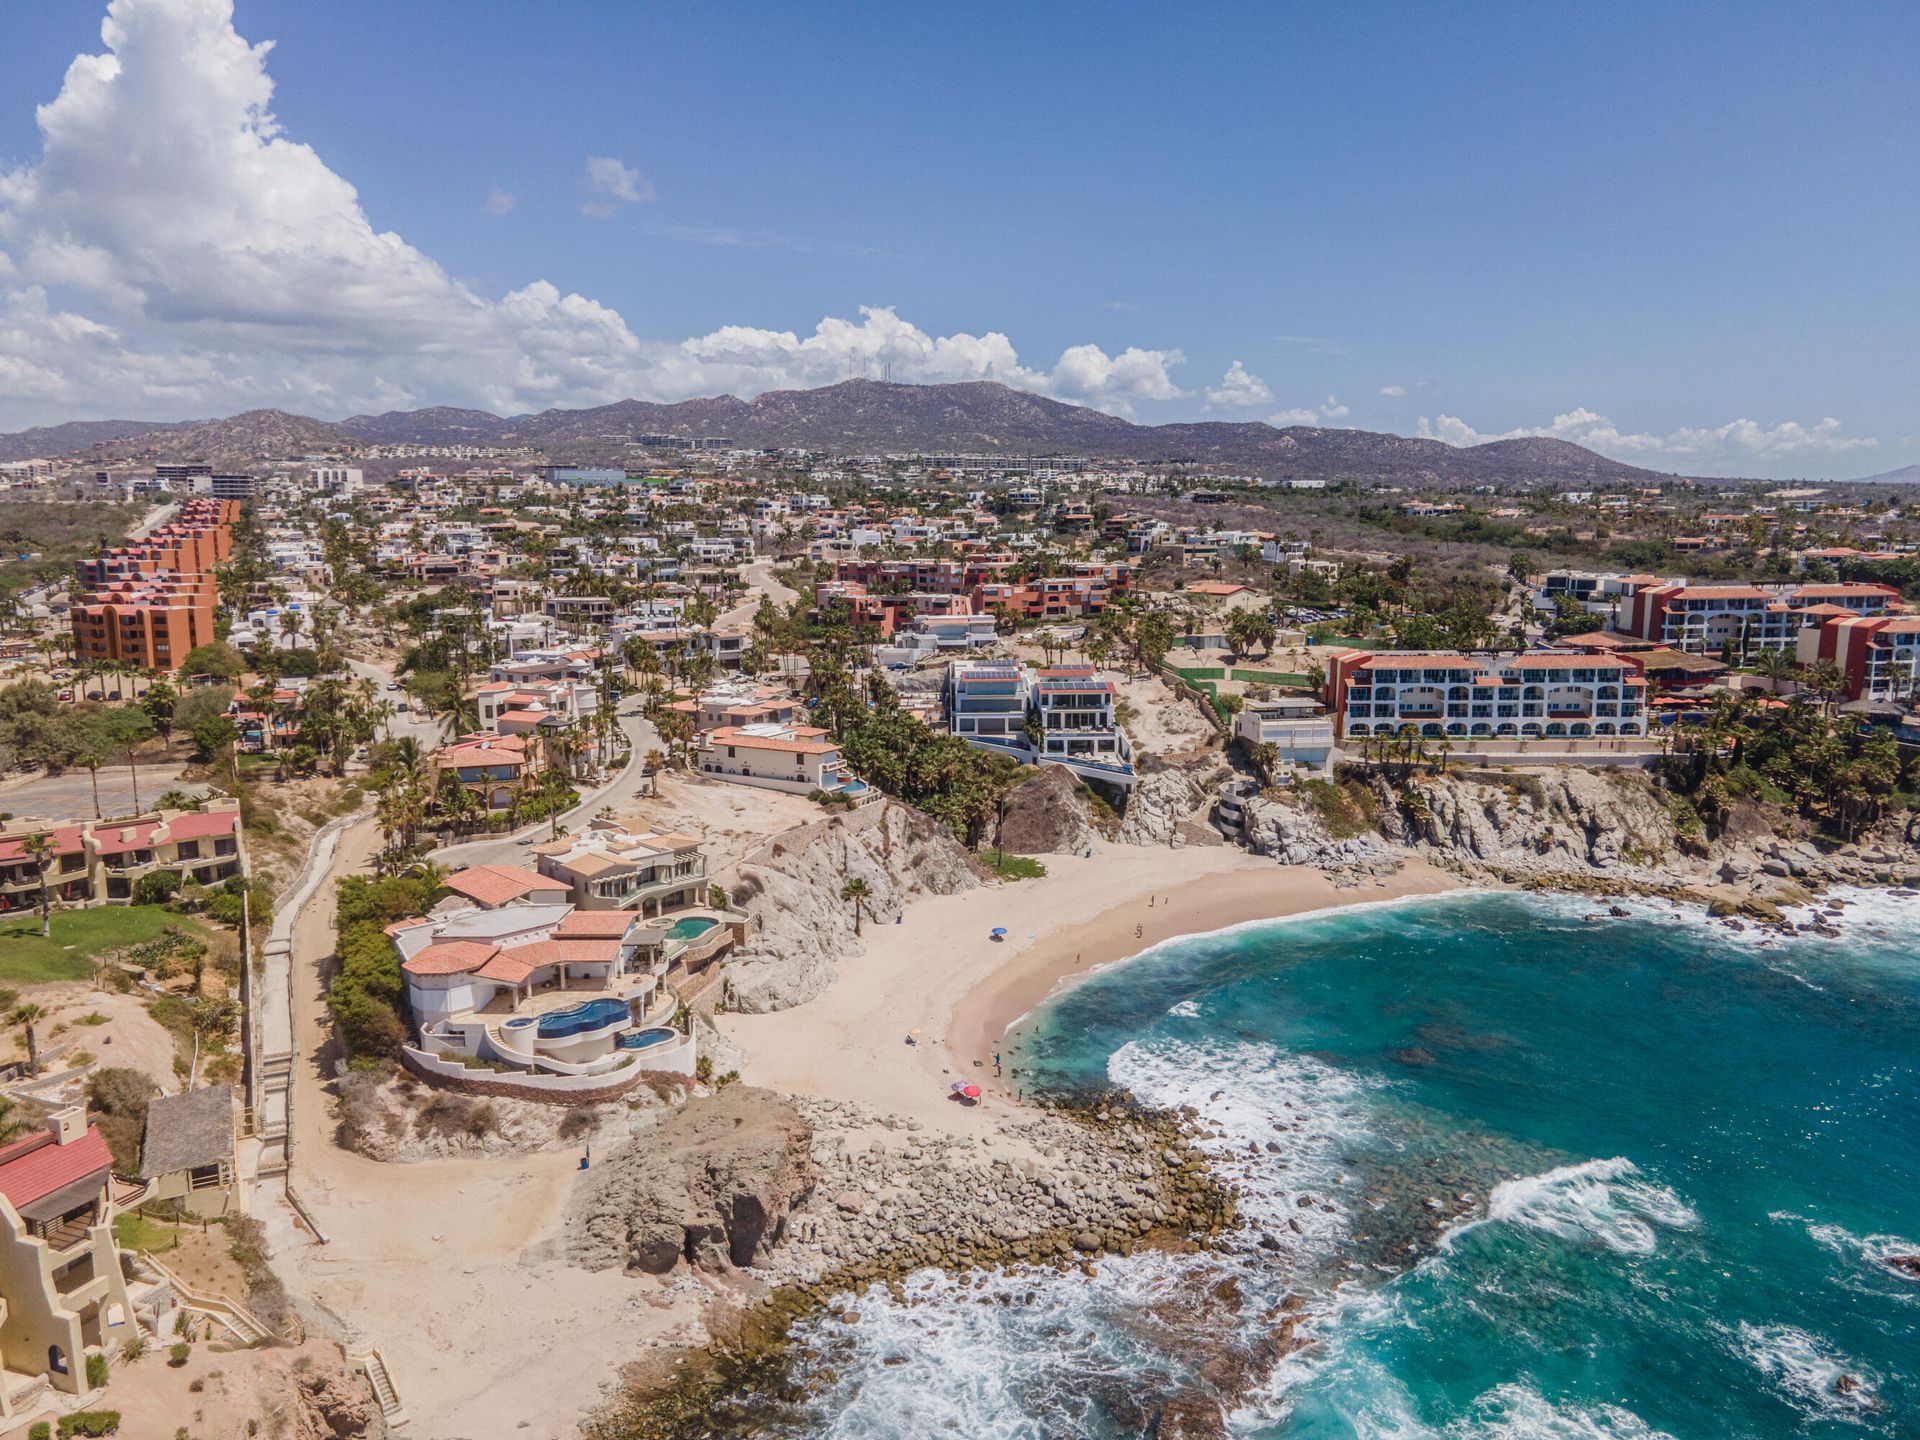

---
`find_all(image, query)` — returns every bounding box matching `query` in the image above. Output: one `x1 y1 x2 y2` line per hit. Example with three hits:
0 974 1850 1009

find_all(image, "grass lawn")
0 905 205 984
979 850 1048 881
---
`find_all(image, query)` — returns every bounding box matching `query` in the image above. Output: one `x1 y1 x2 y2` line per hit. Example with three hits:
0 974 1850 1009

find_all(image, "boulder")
568 1086 816 1274
1119 767 1209 847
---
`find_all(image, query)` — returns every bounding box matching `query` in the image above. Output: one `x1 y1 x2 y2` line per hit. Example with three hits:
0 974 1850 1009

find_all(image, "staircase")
139 1251 283 1347
349 1347 410 1430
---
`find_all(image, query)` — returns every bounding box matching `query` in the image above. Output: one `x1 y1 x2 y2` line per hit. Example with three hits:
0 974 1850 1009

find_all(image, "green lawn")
0 905 203 984
980 851 1048 881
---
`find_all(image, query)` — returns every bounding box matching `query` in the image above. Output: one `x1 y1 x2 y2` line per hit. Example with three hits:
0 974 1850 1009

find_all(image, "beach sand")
718 844 1461 1139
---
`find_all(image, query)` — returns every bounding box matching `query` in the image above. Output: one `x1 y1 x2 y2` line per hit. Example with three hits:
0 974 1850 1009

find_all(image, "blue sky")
0 0 1914 477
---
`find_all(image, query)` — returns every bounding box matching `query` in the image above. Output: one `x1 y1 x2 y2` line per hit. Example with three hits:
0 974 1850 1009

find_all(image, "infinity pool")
665 916 718 942
535 997 628 1038
617 1026 679 1051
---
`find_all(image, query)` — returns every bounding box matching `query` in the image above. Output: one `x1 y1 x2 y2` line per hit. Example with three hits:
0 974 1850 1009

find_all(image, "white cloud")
1203 360 1272 411
1378 385 1407 398
580 155 653 218
483 186 516 218
1269 395 1348 427
1417 408 1877 465
0 0 1190 426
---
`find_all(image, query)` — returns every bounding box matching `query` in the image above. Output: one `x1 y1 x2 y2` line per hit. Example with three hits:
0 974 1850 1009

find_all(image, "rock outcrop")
1387 768 1680 883
1241 792 1390 871
570 1086 816 1274
333 1066 658 1161
724 800 986 1012
993 764 1095 855
1119 767 1211 847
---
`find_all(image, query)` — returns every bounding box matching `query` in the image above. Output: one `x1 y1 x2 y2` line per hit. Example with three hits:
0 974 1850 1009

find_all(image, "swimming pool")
617 1026 680 1051
665 916 718 942
535 997 628 1038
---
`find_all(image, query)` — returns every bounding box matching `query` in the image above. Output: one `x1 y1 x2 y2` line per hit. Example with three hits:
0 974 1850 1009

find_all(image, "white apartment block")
1326 650 1649 740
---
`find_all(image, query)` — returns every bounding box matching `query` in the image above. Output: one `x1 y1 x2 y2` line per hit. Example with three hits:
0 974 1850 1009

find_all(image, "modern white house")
1233 695 1336 771
945 659 1137 787
530 824 710 914
1620 582 1900 657
696 722 875 801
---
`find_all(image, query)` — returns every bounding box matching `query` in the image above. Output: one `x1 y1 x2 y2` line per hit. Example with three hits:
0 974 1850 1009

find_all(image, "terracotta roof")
401 940 501 976
472 937 618 983
553 910 641 938
441 865 559 907
0 1126 114 1211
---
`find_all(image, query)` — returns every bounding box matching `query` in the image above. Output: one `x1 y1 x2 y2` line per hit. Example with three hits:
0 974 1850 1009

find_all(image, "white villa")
696 723 875 802
529 823 710 914
945 659 1136 787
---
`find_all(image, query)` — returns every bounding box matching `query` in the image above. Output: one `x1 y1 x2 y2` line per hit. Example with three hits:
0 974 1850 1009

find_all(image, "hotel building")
1325 650 1648 740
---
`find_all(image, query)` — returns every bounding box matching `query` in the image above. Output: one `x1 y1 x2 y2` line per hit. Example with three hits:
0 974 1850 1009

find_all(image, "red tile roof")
553 910 641 938
441 865 559 907
401 940 501 976
0 1126 114 1210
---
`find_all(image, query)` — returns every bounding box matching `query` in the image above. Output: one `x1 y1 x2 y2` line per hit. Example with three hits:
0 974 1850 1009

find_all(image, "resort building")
1618 582 1901 657
1233 695 1337 771
696 723 874 801
945 659 1136 787
69 574 219 670
530 825 710 915
1799 613 1920 704
0 802 246 914
0 1108 144 1411
1324 650 1648 740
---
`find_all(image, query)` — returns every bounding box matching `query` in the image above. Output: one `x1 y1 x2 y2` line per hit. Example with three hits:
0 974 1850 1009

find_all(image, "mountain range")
0 379 1679 487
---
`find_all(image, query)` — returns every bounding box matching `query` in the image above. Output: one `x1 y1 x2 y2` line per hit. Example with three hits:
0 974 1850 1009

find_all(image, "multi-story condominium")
1535 570 1680 617
1324 650 1648 740
696 723 874 801
945 660 1135 786
1233 696 1337 771
972 576 1112 621
1799 613 1920 704
0 1106 145 1412
70 574 220 670
0 802 246 913
531 824 709 915
664 682 804 734
1619 582 1900 657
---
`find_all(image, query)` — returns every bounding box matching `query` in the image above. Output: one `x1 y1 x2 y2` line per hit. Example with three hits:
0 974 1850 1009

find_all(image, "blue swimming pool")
535 997 628 1038
617 1026 679 1051
665 916 718 942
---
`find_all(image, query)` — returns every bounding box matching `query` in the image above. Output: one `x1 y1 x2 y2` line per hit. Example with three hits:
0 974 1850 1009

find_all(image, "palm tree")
645 748 666 795
9 1004 46 1077
20 834 54 939
841 877 872 936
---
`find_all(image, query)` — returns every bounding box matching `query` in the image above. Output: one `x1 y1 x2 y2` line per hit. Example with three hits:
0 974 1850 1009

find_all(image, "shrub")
58 1412 121 1437
169 1342 190 1366
85 1352 108 1388
29 1423 51 1440
557 1107 600 1141
131 870 182 906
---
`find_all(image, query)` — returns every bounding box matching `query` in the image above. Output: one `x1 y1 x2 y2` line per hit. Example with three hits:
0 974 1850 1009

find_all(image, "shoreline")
946 852 1467 1096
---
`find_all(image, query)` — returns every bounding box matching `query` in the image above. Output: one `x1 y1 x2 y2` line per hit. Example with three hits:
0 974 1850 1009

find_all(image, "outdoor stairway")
140 1251 283 1347
349 1348 409 1429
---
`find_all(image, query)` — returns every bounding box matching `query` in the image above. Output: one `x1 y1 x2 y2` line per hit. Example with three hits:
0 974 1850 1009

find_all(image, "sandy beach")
718 844 1462 1135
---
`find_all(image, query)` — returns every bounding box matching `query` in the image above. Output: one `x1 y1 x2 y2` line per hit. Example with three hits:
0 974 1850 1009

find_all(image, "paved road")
719 558 799 628
345 657 442 748
128 501 178 539
0 758 209 822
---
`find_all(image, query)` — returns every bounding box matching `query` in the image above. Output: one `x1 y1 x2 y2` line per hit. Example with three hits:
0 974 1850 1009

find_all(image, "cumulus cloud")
580 155 653 217
1269 395 1348 427
0 0 1188 426
1203 360 1272 411
1417 408 1877 464
483 186 517 218
1378 385 1407 398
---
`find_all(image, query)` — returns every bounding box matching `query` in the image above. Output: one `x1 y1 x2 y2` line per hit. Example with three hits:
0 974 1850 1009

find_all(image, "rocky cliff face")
1386 768 1682 884
724 800 986 1012
994 764 1096 855
569 1086 816 1275
1240 793 1391 872
1118 764 1223 847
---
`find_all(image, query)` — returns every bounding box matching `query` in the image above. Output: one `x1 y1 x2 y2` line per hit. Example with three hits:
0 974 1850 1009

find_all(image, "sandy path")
717 845 1461 1138
273 817 702 1440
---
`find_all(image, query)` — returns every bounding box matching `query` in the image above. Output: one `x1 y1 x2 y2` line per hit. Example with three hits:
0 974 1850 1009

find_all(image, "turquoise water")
666 916 719 941
534 996 627 1037
789 890 1919 1438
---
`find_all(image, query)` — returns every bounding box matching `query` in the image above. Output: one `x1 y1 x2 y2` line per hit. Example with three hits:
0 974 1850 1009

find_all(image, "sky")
0 0 1915 479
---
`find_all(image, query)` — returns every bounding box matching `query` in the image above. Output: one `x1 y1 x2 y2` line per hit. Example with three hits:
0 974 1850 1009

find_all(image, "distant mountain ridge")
2 379 1674 487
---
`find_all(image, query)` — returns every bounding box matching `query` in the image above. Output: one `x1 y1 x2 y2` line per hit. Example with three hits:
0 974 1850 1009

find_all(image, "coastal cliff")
724 800 987 1012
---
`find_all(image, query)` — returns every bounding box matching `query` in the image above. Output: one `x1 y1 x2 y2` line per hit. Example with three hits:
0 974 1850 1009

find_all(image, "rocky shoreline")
578 1089 1242 1440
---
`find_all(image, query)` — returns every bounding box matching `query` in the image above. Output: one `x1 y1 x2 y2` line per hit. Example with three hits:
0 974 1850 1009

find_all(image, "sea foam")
1447 1157 1697 1257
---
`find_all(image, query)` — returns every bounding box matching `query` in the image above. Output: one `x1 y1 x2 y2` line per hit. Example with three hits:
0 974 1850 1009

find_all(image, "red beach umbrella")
961 1084 982 1099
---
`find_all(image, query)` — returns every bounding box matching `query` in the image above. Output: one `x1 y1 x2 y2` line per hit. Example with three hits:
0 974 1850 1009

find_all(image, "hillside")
0 380 1674 486
0 418 172 463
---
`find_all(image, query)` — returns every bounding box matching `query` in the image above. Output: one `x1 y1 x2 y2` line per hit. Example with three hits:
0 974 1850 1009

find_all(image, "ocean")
781 889 1920 1439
